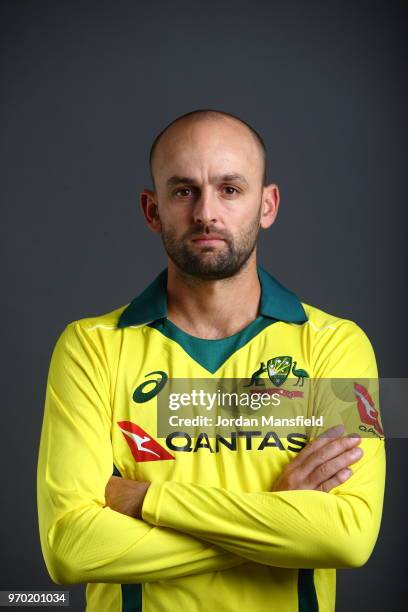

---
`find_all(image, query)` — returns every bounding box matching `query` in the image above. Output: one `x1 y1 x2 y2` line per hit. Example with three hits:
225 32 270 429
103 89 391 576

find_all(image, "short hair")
149 108 267 190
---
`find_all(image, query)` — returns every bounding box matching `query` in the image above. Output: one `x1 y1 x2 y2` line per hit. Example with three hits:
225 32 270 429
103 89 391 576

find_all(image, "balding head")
149 109 267 192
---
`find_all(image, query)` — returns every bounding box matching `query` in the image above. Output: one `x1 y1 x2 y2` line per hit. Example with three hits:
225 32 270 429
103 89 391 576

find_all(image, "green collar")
117 266 308 328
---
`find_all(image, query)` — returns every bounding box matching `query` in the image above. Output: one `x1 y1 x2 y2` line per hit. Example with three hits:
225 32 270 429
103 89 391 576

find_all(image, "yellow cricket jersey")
37 266 386 612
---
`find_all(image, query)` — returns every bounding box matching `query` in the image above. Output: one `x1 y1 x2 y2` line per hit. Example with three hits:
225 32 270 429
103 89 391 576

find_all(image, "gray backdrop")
1 0 406 610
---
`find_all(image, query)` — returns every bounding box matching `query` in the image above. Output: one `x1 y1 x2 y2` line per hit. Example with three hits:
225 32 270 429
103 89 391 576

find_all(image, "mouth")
191 234 226 247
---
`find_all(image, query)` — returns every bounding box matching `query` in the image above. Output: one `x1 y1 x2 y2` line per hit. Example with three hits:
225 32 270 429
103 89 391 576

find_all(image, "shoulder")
301 301 372 343
67 304 128 333
47 305 132 383
300 302 377 377
52 304 130 357
55 303 130 341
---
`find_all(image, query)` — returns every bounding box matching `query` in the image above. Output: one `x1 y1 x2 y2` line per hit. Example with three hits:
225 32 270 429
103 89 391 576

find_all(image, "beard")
160 203 262 280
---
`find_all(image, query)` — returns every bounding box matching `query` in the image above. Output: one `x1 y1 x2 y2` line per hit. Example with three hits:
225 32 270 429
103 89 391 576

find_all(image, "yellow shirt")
37 266 385 611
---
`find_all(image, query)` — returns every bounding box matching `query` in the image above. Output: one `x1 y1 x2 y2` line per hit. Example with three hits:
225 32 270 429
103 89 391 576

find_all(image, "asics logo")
133 370 168 403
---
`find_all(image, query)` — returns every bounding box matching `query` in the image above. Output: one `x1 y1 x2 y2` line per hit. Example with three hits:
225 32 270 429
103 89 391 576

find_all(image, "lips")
191 234 226 244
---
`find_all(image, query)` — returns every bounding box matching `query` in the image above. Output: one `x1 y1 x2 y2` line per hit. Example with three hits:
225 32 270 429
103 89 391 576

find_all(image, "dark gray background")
1 0 406 609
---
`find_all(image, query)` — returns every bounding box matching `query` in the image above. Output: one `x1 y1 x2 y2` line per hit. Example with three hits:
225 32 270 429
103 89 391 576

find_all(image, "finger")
318 468 353 493
307 446 363 489
290 424 346 469
299 434 362 477
316 424 345 439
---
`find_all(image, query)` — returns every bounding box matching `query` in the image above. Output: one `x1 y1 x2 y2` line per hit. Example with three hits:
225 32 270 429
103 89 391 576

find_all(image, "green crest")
267 356 292 387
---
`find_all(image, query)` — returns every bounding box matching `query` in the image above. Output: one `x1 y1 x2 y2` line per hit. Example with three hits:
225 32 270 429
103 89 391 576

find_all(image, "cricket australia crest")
267 356 292 387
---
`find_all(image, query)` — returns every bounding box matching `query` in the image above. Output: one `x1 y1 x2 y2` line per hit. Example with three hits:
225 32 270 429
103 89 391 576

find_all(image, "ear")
260 183 280 229
140 189 162 233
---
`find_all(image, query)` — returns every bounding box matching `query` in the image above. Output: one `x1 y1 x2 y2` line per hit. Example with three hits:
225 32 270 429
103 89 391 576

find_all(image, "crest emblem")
267 356 292 387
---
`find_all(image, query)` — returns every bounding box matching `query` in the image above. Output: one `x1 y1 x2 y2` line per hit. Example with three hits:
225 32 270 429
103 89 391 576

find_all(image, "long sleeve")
141 321 386 570
37 321 245 585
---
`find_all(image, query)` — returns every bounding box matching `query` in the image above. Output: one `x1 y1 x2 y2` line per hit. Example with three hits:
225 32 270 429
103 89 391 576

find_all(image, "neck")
166 254 261 339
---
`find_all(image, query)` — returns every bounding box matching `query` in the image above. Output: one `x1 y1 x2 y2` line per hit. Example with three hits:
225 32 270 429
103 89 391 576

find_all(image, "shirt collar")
117 265 308 328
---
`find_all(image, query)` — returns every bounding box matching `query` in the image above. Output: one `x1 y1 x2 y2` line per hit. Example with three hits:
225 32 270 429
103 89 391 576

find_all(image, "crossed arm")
37 321 386 585
105 426 383 570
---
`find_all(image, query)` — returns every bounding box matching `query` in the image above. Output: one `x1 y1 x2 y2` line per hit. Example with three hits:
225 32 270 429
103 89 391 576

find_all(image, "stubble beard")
160 203 262 281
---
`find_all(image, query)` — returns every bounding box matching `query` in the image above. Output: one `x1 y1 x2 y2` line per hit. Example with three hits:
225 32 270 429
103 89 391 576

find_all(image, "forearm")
39 498 245 585
142 439 385 570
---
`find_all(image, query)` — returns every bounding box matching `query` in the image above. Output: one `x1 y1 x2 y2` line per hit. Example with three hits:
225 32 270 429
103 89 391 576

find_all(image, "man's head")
141 109 279 280
149 109 267 192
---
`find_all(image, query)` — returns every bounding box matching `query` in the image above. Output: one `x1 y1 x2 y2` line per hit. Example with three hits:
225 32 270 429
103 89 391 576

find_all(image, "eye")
174 188 193 197
222 186 239 195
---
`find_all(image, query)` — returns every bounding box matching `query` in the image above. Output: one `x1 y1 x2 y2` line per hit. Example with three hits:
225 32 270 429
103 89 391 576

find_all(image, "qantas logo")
118 421 307 457
354 383 384 436
118 421 175 462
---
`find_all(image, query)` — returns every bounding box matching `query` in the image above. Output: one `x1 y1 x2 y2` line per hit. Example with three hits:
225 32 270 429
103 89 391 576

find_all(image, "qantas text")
165 430 307 453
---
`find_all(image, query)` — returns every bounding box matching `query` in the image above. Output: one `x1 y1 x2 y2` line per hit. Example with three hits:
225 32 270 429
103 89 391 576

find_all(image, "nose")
193 188 218 225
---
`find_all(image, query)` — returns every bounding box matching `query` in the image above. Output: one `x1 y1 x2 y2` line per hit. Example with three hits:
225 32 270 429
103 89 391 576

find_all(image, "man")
37 109 386 611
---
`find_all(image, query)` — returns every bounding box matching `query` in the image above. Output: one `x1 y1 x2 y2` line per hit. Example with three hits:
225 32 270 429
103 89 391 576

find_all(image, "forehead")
153 118 260 180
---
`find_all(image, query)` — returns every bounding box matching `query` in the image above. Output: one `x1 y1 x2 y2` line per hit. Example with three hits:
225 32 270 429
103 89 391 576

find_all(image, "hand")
104 475 150 519
271 424 363 493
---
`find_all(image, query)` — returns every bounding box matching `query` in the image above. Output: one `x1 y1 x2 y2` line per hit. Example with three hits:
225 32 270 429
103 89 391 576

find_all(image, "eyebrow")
166 173 249 187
